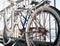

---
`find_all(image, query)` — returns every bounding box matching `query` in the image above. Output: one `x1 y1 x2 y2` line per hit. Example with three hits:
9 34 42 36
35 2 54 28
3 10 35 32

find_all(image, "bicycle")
2 0 60 46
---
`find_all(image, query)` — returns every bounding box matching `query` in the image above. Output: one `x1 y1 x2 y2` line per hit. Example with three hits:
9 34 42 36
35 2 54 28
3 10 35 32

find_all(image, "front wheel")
25 6 60 46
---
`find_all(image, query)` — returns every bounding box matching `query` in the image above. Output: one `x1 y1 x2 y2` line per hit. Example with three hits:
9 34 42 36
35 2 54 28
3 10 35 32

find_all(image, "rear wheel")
26 6 60 46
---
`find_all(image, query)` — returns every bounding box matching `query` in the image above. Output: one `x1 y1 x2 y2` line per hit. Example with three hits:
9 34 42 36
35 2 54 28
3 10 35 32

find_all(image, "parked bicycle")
2 0 60 46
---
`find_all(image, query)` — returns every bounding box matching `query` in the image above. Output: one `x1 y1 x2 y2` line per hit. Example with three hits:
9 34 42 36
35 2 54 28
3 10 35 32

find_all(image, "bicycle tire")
25 5 60 46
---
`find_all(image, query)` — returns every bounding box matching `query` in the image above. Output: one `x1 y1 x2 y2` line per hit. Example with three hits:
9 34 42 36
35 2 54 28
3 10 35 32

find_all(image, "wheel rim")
26 6 59 46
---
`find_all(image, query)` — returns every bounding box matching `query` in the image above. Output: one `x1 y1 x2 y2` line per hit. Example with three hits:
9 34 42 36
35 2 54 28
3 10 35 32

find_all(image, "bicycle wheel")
25 5 60 46
3 8 31 45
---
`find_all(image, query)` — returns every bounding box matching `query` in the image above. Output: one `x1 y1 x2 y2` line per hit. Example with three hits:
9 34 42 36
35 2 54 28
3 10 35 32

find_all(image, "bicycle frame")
3 0 51 34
